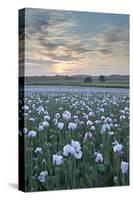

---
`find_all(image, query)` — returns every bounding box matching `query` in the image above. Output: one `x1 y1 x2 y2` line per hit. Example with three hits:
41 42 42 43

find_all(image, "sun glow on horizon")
51 64 65 74
56 68 64 74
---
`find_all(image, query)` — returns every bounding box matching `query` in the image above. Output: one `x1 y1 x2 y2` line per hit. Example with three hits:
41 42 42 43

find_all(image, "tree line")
84 75 106 83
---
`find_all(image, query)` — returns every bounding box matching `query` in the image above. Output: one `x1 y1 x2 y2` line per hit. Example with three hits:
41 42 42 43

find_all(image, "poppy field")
19 86 129 192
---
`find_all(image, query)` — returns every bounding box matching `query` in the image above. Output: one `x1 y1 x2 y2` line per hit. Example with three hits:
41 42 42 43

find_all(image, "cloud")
19 8 129 76
23 9 92 72
103 26 129 44
89 25 129 57
97 48 113 55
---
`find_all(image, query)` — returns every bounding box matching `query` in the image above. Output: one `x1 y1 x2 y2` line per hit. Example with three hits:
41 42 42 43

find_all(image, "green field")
25 79 129 88
20 75 129 88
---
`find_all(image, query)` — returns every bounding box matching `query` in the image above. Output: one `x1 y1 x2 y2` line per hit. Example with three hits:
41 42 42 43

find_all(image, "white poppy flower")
44 115 51 121
37 106 44 114
42 121 49 128
113 143 123 153
63 144 75 156
83 113 89 120
104 117 112 123
22 127 28 134
44 111 49 115
23 113 28 116
90 125 95 131
38 124 44 131
63 140 82 159
120 161 128 174
40 171 48 177
73 150 82 159
95 152 103 163
29 117 35 122
35 147 43 154
55 113 60 119
89 111 94 117
84 132 93 141
32 104 35 109
120 115 126 120
101 123 110 134
125 107 129 111
71 140 81 152
73 115 78 120
22 105 29 111
108 131 114 136
120 110 125 115
95 120 101 124
112 140 118 145
28 130 37 138
101 116 105 120
99 108 104 112
68 122 77 130
38 175 45 183
87 120 93 126
62 111 71 120
57 122 64 130
38 170 48 183
114 124 119 128
53 154 63 165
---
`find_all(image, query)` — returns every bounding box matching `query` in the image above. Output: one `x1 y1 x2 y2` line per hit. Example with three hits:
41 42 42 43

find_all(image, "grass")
25 80 129 88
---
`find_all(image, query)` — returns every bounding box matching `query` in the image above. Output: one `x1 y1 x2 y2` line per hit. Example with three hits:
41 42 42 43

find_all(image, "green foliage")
99 75 106 83
84 76 92 83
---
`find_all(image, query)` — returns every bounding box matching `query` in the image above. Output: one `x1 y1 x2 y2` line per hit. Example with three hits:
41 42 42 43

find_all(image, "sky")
19 8 129 76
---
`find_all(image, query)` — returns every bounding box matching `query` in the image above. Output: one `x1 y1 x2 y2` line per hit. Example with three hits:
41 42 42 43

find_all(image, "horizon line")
20 74 129 77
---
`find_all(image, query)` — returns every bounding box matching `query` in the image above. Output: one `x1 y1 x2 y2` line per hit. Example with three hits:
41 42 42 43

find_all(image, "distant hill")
107 75 129 80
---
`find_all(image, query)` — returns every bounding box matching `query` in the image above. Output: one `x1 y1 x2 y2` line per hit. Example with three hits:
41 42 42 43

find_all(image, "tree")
99 75 106 83
84 76 92 83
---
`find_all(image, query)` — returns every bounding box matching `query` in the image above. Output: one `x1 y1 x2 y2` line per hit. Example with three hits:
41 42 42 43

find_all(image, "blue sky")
19 8 129 76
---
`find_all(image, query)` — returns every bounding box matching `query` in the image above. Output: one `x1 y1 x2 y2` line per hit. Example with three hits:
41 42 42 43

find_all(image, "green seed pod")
99 143 104 149
113 176 119 186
